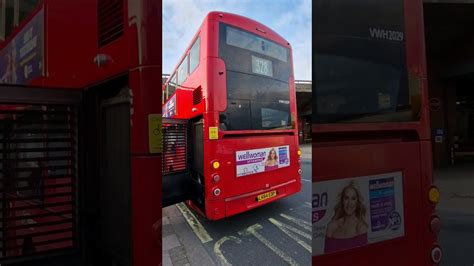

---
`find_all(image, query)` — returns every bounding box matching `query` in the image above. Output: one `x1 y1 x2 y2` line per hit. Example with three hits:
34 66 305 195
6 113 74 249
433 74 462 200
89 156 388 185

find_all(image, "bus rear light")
212 174 220 183
297 149 302 156
428 186 440 204
430 216 441 235
298 159 302 166
430 246 442 264
212 161 220 169
213 188 221 197
298 168 302 175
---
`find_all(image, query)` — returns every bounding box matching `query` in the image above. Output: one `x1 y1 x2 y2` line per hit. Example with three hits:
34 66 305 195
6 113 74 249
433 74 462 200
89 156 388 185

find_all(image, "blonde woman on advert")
325 180 368 253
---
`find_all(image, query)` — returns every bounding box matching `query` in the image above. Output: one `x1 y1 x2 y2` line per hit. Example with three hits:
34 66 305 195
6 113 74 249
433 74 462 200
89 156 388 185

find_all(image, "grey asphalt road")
438 210 474 266
181 158 312 266
434 165 474 266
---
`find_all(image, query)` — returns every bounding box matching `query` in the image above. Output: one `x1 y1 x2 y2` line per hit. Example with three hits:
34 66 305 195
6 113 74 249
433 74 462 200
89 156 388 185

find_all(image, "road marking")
214 236 242 266
270 218 311 240
280 213 311 231
304 202 311 207
269 218 311 252
176 203 213 243
239 224 298 266
301 178 311 182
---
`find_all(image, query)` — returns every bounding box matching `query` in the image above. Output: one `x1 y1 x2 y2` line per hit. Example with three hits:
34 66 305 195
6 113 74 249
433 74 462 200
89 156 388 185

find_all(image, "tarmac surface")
434 164 474 266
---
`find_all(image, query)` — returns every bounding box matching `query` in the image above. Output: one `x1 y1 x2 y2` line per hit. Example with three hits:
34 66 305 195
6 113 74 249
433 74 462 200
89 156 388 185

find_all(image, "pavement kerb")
163 205 215 266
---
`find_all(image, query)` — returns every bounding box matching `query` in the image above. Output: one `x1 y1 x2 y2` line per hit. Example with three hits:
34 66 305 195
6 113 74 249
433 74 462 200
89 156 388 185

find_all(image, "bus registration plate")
257 190 277 202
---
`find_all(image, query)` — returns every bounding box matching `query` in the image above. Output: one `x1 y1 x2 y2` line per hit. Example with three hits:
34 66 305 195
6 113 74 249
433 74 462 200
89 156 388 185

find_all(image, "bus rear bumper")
205 178 301 220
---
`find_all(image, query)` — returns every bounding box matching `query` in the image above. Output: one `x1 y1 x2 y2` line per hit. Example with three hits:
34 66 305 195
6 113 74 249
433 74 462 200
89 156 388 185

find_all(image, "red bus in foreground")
0 1 161 265
313 0 441 265
162 12 301 220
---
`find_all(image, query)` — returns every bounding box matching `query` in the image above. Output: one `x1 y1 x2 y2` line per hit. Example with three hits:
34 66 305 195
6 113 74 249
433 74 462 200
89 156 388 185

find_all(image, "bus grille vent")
193 87 202 105
0 104 78 262
162 119 189 175
98 0 124 47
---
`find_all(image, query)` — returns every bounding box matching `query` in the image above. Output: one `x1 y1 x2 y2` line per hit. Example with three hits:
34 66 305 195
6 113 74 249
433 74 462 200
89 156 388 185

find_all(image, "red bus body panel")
313 1 437 265
203 134 300 220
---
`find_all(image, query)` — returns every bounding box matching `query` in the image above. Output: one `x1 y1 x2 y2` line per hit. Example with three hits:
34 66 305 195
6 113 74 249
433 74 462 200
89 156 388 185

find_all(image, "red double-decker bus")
0 1 161 265
162 12 302 220
313 0 441 265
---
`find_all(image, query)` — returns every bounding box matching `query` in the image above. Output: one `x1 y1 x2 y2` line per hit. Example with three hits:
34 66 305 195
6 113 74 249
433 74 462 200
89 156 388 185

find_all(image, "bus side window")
162 88 166 104
169 74 177 97
19 0 40 24
4 0 14 39
177 54 189 86
189 36 200 74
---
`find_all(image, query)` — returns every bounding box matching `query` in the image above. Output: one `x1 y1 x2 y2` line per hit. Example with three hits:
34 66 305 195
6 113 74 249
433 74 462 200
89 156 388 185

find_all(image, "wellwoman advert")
312 172 405 255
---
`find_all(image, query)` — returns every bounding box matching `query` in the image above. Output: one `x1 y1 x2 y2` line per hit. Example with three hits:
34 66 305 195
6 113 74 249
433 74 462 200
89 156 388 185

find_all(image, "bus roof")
206 11 291 47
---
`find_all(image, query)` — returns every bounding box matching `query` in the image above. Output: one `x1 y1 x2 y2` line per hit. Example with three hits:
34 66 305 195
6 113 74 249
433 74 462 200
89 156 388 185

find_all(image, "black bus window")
19 0 39 24
218 23 292 131
5 0 14 38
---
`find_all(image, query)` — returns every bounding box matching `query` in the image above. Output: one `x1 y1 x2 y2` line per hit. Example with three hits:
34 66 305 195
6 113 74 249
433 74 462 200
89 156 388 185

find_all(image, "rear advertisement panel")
312 172 405 255
236 145 290 177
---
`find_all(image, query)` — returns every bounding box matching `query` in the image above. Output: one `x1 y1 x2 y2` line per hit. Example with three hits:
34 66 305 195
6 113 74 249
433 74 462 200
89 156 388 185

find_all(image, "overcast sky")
163 0 312 80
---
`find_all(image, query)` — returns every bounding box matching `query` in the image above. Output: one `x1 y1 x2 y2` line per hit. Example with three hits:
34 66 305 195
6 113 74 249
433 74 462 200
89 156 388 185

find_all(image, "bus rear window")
226 26 288 63
314 0 420 124
218 23 292 131
314 54 418 123
219 72 291 131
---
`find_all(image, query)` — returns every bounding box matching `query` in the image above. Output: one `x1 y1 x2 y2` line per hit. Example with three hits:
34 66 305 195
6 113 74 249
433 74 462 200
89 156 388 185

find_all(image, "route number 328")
252 56 273 77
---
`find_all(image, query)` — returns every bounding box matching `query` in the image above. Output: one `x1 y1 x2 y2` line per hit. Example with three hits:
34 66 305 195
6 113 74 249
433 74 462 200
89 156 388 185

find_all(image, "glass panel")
19 0 39 23
168 74 177 97
189 36 200 74
226 25 288 63
220 71 291 130
219 23 292 131
314 0 417 123
5 0 14 38
251 55 273 77
177 55 188 85
261 107 290 129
